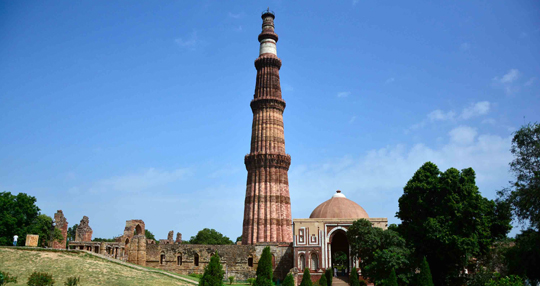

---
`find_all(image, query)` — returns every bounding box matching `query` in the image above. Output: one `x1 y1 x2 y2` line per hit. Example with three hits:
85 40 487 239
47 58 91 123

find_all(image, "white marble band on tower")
259 38 277 55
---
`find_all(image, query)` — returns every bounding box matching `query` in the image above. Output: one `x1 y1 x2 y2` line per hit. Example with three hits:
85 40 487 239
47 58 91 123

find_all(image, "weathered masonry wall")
146 243 293 281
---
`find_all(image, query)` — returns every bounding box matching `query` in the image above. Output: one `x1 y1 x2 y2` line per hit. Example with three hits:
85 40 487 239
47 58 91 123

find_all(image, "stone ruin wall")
146 243 293 281
75 216 93 242
52 210 68 249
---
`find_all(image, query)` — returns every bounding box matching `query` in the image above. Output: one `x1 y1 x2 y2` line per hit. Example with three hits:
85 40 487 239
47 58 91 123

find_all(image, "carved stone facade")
52 210 68 249
25 234 39 247
242 9 293 245
75 216 93 242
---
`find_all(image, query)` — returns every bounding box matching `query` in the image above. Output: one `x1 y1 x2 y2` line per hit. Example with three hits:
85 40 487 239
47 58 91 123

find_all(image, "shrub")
0 271 18 285
349 268 359 286
27 272 54 286
417 257 434 286
64 277 80 286
254 247 273 286
324 269 332 286
199 253 225 286
300 268 312 286
385 269 398 286
190 273 204 279
283 274 294 286
358 280 367 286
228 276 234 285
318 274 327 286
247 278 256 285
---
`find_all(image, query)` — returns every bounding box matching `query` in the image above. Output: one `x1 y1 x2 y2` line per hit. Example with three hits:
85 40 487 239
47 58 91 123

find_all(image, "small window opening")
248 257 253 267
160 254 165 265
194 253 199 266
177 255 182 266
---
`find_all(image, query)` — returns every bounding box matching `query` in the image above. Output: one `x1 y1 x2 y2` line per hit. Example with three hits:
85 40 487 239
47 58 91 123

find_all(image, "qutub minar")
63 10 386 285
242 9 293 245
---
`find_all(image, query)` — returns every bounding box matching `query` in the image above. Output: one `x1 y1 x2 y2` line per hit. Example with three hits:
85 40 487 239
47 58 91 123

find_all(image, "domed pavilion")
292 190 387 285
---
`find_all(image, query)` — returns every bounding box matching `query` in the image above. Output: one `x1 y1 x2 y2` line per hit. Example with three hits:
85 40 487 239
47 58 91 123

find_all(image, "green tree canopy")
0 192 40 246
499 122 540 230
319 273 327 286
385 269 398 286
396 162 512 286
505 228 540 285
347 219 411 286
199 252 225 286
145 229 156 241
283 274 294 286
24 214 62 247
324 268 333 286
254 246 273 286
349 267 359 286
189 228 233 245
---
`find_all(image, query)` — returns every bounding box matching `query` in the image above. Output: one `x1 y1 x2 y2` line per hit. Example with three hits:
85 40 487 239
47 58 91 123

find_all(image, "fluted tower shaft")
242 10 292 245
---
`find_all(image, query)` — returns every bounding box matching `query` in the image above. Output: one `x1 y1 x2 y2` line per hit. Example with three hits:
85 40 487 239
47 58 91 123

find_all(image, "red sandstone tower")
242 9 292 245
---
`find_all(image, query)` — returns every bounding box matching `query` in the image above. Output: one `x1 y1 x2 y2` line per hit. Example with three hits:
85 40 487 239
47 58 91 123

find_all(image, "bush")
27 272 54 286
324 269 332 286
254 247 273 286
318 274 327 286
64 277 80 286
349 268 359 286
300 268 312 286
190 273 204 279
283 274 294 286
417 257 434 286
385 269 398 286
0 271 18 285
358 280 367 286
199 253 225 286
247 278 256 285
228 276 234 285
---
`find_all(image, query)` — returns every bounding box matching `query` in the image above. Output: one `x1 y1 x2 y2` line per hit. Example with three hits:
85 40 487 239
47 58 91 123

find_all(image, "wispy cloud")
460 42 470 52
524 77 536 86
349 116 357 124
352 0 360 6
460 101 490 119
337 91 351 98
175 31 198 50
493 69 520 95
406 101 491 133
228 12 243 19
385 77 395 84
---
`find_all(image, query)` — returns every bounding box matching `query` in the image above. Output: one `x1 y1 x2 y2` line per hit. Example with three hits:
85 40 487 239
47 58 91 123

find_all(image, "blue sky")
1 1 539 240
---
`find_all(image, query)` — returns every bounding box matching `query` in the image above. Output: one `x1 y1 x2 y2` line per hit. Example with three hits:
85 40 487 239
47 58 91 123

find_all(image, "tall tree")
385 269 398 286
0 192 40 246
199 252 225 286
189 228 233 245
283 274 294 286
254 246 273 286
396 162 512 286
349 267 360 286
24 214 62 247
325 268 333 286
504 229 540 285
319 273 327 286
499 122 540 230
347 219 411 286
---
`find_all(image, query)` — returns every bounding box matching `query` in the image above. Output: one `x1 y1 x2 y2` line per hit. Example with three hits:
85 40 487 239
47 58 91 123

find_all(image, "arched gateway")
292 190 388 284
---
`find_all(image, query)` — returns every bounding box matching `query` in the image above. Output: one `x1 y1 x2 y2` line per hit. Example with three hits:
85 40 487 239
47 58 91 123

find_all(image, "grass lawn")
0 247 189 286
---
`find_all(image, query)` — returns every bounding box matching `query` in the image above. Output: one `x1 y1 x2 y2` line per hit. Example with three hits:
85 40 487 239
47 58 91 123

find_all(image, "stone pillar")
136 235 147 266
175 232 182 244
167 230 174 244
75 216 93 242
242 9 292 245
100 242 107 255
52 210 68 249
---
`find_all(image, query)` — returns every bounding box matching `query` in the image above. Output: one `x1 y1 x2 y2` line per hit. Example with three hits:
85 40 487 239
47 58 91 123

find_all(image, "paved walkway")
333 276 349 286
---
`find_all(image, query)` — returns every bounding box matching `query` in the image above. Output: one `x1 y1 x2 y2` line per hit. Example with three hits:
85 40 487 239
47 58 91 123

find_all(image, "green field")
0 247 195 286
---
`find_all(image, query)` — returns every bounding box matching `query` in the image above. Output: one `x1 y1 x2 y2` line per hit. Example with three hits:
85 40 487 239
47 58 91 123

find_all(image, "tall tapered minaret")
242 9 292 245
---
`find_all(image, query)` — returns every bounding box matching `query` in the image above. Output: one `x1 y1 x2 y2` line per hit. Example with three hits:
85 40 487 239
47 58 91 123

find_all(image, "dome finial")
333 190 346 198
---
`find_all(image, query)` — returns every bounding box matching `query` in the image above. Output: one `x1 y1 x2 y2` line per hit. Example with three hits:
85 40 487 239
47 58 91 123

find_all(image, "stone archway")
135 224 143 236
330 229 349 275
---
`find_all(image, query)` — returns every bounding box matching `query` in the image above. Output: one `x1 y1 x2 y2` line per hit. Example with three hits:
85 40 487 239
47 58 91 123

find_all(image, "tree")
0 192 40 246
189 228 233 245
349 267 359 286
319 273 327 286
24 214 62 247
199 252 225 286
333 251 347 270
145 229 156 241
325 268 333 286
299 268 312 286
347 219 411 286
283 274 294 286
236 236 242 244
254 246 273 286
385 269 398 286
417 257 434 286
505 228 540 285
499 122 540 230
396 162 512 286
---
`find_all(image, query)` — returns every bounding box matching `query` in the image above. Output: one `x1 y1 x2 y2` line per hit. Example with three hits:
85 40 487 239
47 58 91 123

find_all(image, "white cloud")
482 118 496 125
524 77 536 86
89 168 191 193
500 69 520 84
449 126 477 145
428 109 456 121
175 31 198 50
228 12 243 19
337 91 351 98
290 128 512 223
460 101 490 119
349 116 357 124
385 77 395 84
460 42 470 51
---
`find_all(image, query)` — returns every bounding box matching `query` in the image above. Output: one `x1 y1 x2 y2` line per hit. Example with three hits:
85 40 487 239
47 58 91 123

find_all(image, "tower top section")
258 8 278 56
